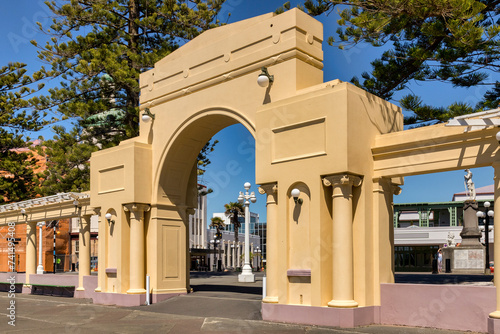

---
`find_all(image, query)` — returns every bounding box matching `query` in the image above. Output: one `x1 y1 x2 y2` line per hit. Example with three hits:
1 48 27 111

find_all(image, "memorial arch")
89 8 500 333
90 8 329 304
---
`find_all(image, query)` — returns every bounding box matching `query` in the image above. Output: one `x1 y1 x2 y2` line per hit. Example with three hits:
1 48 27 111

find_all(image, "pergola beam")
0 192 91 225
372 124 500 178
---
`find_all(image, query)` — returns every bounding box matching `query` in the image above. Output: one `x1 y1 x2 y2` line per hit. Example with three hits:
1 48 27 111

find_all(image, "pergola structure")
0 192 95 291
446 108 500 132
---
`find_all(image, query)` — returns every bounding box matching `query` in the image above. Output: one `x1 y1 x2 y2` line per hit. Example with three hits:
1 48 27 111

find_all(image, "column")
201 200 206 249
250 242 254 268
77 215 91 291
448 207 457 226
490 163 500 318
393 208 399 228
26 221 37 284
37 222 45 274
222 242 227 269
125 203 150 294
237 242 241 267
259 183 278 303
232 242 235 267
323 174 362 308
372 177 400 305
94 208 103 292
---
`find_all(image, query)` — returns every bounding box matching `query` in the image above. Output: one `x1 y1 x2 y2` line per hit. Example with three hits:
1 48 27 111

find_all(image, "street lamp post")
217 239 222 272
255 246 260 270
477 201 494 274
238 182 256 282
210 239 216 272
36 222 45 274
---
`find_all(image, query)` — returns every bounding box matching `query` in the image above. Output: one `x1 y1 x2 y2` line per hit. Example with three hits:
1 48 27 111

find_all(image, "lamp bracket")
143 108 155 120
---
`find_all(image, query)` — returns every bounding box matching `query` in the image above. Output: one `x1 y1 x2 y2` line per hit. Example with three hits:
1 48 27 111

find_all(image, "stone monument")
442 170 485 274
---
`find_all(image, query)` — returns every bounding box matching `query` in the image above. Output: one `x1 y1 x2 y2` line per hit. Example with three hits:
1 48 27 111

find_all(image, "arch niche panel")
287 183 312 305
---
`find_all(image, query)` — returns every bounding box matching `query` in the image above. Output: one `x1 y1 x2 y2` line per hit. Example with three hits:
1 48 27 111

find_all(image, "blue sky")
0 1 495 222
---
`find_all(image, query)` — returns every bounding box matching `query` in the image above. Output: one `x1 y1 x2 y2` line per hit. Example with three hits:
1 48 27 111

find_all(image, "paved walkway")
0 272 488 333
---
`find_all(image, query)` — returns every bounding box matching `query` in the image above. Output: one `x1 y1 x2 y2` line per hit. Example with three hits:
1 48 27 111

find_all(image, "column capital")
124 203 151 213
81 213 94 220
176 204 196 218
323 174 362 188
92 207 101 216
258 183 278 195
37 222 45 227
373 177 402 196
393 185 402 195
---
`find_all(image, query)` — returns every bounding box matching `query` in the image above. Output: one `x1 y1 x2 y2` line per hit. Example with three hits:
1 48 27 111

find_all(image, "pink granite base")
152 292 186 303
92 291 146 306
22 285 32 294
73 276 99 300
488 317 500 334
262 303 379 328
381 283 495 333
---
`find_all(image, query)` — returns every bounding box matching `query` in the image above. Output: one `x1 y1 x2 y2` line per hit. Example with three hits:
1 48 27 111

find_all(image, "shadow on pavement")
191 283 262 295
395 273 494 284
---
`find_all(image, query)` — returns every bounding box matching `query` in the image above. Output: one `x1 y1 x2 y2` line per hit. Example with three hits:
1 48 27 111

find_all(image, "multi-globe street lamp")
477 201 494 274
209 239 217 272
238 182 256 282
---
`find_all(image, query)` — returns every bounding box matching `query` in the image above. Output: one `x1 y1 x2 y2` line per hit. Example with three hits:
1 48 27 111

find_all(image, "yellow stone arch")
90 8 329 304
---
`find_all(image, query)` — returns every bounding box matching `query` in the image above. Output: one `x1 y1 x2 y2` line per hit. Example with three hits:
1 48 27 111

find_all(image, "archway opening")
152 114 266 318
393 166 494 277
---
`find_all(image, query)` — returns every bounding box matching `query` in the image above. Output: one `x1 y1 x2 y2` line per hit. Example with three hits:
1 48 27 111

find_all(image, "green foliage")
197 139 219 176
210 216 225 239
0 62 48 203
401 94 474 127
35 125 100 196
27 0 225 194
32 0 225 137
300 0 500 124
224 201 243 242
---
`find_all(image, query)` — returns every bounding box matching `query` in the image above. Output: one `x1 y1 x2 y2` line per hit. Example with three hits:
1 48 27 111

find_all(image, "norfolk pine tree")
29 0 226 193
0 63 47 203
287 0 500 126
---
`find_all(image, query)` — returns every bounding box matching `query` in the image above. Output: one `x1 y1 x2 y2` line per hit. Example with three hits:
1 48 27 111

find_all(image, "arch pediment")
139 8 323 109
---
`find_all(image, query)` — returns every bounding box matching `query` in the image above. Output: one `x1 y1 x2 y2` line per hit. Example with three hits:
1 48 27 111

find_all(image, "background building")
70 216 99 272
394 185 494 271
188 186 209 270
207 229 261 271
0 218 71 272
212 211 261 235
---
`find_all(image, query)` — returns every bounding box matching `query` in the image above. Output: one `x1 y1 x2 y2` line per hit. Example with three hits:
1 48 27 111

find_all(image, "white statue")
447 231 456 247
464 169 476 201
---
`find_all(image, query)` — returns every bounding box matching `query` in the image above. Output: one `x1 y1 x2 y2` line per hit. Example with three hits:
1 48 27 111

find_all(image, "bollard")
445 258 451 273
146 275 150 305
263 275 267 299
432 259 438 274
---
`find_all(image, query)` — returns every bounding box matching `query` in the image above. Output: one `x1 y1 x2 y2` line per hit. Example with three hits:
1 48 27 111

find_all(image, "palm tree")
210 216 225 240
224 201 244 242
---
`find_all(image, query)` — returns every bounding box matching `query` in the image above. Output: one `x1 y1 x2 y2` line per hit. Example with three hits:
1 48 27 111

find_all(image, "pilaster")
124 203 150 294
77 214 92 291
323 174 362 308
489 162 500 319
25 221 37 285
259 183 279 304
